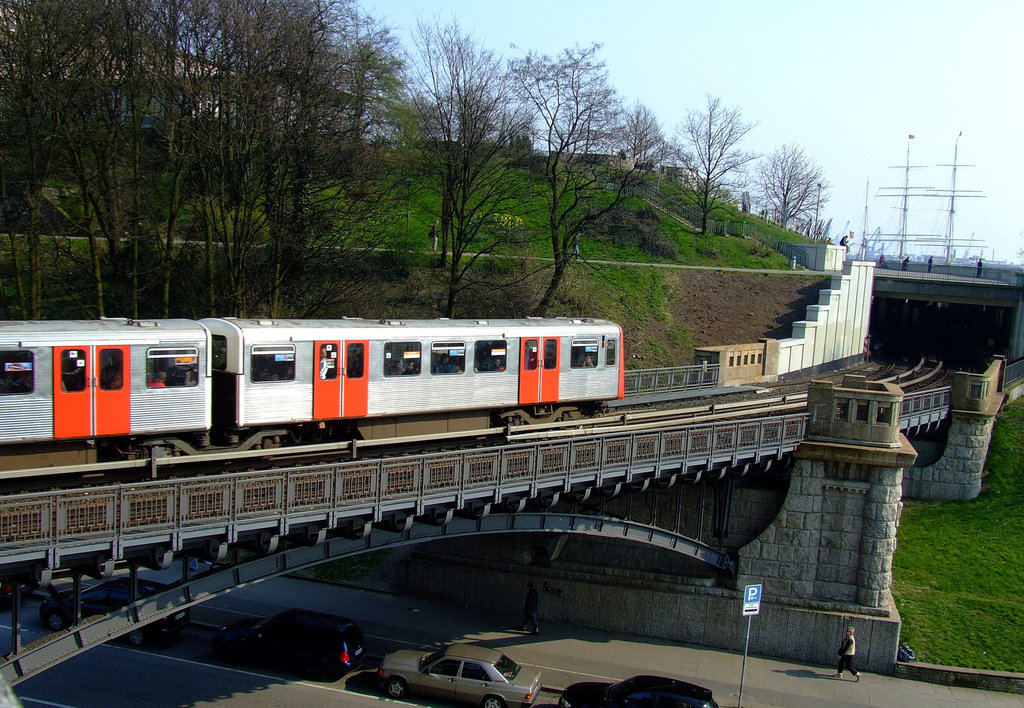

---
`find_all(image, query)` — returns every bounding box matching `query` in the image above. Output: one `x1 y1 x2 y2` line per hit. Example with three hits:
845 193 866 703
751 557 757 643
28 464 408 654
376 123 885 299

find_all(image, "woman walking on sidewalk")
835 627 860 681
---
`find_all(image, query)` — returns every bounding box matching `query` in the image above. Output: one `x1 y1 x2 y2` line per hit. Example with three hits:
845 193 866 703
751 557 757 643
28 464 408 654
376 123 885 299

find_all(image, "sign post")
738 583 762 708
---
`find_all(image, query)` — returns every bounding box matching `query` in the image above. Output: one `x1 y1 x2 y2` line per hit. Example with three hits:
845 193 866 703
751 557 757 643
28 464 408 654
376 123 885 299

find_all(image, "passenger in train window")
583 354 595 367
149 371 167 388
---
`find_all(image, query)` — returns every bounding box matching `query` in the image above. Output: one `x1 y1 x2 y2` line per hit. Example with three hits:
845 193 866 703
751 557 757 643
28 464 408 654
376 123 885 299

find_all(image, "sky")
361 0 1024 263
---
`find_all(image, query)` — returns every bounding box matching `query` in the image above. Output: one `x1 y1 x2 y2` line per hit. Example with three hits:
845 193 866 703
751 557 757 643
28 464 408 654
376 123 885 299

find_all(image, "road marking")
19 699 78 708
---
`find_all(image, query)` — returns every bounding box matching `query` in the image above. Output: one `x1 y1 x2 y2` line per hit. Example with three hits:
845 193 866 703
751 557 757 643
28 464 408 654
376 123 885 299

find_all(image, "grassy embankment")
892 398 1024 672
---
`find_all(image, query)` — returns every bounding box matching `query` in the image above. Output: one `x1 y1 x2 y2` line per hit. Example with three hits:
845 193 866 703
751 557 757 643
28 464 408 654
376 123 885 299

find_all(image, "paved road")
4 572 1023 708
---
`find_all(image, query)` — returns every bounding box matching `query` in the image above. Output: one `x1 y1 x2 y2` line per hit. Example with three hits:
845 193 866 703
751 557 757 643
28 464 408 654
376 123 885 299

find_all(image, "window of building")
148 347 200 387
0 351 34 395
570 338 600 368
835 399 849 421
475 340 507 373
431 341 466 375
249 344 294 383
877 403 893 424
98 349 124 391
346 342 364 379
384 341 421 376
856 401 870 422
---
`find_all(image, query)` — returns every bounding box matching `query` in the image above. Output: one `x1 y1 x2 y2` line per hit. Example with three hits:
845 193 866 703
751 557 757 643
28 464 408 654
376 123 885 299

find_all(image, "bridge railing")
624 364 720 397
0 413 807 573
1003 356 1024 389
900 386 952 432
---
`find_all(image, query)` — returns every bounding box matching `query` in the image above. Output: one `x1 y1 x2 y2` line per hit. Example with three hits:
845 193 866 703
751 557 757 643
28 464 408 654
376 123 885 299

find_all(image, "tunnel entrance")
870 295 1012 370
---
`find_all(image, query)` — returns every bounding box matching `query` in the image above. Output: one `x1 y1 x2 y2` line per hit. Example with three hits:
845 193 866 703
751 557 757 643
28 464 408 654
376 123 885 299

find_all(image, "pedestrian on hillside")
927 256 934 273
520 582 539 634
429 220 439 252
571 234 580 260
835 626 860 681
901 256 909 271
976 257 983 278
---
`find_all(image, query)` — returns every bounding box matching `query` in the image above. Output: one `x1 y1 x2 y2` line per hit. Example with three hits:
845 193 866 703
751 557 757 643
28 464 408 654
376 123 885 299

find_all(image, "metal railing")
623 364 721 397
900 386 952 432
0 413 807 573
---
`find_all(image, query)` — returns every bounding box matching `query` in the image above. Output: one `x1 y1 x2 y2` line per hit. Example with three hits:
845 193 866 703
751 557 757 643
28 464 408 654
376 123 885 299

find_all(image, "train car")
200 317 624 444
0 319 212 468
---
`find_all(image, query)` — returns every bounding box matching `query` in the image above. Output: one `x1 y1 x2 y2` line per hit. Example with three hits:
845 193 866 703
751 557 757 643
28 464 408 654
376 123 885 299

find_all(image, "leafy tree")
673 94 758 234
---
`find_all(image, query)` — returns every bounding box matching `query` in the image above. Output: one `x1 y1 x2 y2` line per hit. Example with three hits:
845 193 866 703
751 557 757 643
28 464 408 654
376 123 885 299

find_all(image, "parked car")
38 577 189 646
379 642 541 708
558 675 719 708
211 608 366 680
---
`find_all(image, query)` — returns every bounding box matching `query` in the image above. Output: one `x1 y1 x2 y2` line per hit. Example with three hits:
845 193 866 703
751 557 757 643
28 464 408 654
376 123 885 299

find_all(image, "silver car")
378 643 542 708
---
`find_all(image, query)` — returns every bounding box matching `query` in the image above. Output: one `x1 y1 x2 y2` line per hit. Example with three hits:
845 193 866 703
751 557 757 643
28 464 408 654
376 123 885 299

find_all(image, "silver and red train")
0 317 624 468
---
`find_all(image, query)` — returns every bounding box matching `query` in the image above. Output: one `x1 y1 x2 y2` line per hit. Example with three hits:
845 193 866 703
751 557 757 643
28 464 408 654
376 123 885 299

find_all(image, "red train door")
94 346 130 436
519 338 541 404
540 337 560 403
52 346 91 439
313 340 342 419
342 340 368 417
519 337 560 405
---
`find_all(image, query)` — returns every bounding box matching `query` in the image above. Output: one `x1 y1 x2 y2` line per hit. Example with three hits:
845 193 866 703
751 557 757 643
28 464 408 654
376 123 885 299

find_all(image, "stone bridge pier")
736 375 917 672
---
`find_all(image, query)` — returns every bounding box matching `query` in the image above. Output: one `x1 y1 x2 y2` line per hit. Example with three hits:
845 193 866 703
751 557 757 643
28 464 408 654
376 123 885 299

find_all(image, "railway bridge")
0 356 1004 684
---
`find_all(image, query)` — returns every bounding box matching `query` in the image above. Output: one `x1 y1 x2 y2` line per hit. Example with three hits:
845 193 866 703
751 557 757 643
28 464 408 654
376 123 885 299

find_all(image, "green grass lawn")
892 399 1024 671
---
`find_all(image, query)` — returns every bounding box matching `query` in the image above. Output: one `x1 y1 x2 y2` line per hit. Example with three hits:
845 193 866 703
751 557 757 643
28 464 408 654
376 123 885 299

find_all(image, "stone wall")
400 549 901 674
902 413 990 501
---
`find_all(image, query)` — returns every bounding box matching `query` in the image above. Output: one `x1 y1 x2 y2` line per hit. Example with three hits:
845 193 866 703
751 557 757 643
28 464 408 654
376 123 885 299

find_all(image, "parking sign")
742 584 762 616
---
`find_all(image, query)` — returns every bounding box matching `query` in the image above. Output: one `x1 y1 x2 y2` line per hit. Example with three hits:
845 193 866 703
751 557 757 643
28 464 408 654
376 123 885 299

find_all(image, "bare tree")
510 43 640 315
411 19 531 317
674 94 757 234
624 100 665 167
756 143 828 231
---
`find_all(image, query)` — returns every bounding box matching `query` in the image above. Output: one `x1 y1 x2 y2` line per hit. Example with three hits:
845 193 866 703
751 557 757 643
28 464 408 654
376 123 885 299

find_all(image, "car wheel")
385 676 409 700
126 628 145 647
303 658 330 681
481 695 506 708
43 610 67 632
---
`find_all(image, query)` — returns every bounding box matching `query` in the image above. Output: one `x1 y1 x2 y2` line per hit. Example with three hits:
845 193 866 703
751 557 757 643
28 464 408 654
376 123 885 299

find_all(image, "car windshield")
492 654 520 681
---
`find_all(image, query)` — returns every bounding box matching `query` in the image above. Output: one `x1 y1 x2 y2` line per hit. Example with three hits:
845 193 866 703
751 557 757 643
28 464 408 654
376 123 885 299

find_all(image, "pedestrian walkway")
188 571 1024 708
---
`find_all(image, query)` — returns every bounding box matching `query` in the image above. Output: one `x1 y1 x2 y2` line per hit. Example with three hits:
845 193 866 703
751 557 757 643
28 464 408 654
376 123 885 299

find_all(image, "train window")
570 339 599 368
251 344 295 383
147 347 200 387
0 351 34 395
431 341 465 375
474 340 507 373
523 339 538 371
98 349 124 391
605 338 617 367
60 350 87 392
211 335 227 371
346 342 364 379
543 339 557 370
318 343 339 381
384 342 421 377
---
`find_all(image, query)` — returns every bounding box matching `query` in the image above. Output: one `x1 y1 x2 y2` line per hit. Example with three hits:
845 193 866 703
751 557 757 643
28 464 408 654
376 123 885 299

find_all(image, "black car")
559 675 719 708
211 608 366 680
38 577 189 646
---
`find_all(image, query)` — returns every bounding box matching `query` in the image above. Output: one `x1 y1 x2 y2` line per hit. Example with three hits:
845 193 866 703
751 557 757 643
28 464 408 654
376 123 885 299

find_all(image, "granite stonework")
903 363 1004 501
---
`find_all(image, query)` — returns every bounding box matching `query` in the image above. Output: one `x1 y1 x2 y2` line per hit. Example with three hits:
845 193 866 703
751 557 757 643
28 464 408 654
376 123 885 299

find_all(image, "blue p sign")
745 584 762 603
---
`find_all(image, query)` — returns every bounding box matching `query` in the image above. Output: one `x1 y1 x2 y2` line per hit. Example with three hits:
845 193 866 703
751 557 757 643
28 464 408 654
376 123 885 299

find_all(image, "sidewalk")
187 570 1024 708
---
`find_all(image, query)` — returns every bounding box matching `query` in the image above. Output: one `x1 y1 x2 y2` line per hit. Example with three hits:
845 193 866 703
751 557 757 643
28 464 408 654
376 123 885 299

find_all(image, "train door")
312 340 368 419
52 346 90 439
519 337 560 405
312 340 341 419
53 345 132 439
94 346 130 436
342 340 368 417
